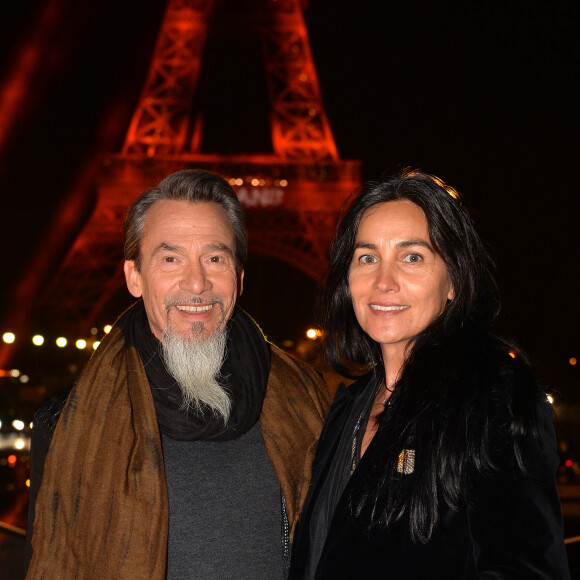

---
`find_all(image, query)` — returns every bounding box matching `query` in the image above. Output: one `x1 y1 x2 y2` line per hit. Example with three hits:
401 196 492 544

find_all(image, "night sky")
0 0 578 400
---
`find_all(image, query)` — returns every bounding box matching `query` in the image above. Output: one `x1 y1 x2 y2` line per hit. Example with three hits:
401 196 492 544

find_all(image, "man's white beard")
161 321 231 423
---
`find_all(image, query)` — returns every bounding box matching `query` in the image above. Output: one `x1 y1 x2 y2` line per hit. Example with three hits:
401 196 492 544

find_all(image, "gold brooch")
397 449 415 474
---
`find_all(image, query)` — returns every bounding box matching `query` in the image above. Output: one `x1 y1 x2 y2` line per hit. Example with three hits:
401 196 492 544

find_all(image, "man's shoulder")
268 344 331 405
34 387 72 441
269 344 322 382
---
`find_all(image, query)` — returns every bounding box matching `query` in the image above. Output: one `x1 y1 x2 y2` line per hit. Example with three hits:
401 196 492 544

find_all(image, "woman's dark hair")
324 168 500 377
323 169 536 542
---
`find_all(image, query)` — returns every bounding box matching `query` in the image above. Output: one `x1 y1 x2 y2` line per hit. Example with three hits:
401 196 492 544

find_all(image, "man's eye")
163 256 177 263
209 255 222 263
404 253 422 263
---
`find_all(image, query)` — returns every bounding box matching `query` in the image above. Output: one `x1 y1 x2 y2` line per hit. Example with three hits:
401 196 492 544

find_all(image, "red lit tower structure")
9 0 360 342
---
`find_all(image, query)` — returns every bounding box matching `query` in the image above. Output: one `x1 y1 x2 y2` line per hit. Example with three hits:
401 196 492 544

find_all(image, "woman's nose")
374 262 399 292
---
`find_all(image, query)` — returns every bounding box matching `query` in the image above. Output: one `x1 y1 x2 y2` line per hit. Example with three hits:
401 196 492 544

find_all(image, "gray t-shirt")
162 419 284 580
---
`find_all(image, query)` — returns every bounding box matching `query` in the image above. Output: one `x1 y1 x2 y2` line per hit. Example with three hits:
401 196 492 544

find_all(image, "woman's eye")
359 254 376 264
404 253 422 263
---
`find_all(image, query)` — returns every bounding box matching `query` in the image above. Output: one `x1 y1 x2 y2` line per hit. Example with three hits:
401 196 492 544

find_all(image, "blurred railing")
0 521 25 537
2 518 580 545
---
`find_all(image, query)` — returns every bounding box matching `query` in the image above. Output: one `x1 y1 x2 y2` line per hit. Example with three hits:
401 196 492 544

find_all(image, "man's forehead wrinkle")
149 218 231 239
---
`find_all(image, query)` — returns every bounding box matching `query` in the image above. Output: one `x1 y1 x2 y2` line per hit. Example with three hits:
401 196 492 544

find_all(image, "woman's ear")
447 285 455 302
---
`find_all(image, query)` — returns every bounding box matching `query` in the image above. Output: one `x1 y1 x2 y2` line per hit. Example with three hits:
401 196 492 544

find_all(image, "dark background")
0 3 579 576
0 0 578 402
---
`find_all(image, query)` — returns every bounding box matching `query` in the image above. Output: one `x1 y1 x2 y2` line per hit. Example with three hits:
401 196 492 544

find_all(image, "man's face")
124 200 243 341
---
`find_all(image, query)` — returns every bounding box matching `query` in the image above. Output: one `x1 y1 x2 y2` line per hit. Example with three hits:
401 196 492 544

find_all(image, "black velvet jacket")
290 346 569 579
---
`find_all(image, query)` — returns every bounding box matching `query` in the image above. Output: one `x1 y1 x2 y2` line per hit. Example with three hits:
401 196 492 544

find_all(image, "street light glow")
306 328 323 340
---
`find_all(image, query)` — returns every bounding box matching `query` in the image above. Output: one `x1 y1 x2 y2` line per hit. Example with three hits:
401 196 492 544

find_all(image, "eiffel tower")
10 0 361 347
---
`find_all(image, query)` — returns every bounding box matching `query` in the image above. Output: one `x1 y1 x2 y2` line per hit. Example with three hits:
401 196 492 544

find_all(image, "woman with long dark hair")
290 170 569 579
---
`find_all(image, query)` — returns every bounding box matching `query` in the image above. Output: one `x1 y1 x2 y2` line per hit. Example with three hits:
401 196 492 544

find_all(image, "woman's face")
348 200 454 362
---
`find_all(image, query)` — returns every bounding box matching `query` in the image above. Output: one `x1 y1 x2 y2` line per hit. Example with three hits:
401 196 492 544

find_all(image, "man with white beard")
25 170 331 580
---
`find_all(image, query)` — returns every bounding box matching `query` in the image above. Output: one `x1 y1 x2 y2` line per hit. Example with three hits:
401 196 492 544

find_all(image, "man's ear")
124 260 143 298
237 268 245 297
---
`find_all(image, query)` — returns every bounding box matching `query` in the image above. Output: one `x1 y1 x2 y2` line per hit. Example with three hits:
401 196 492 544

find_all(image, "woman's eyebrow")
396 239 434 251
353 239 434 251
353 242 377 250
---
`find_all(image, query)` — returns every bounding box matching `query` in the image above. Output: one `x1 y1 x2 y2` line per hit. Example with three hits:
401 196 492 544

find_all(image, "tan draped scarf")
27 324 329 579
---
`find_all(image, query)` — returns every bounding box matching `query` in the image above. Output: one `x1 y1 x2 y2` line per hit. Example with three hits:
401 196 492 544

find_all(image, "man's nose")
179 261 211 294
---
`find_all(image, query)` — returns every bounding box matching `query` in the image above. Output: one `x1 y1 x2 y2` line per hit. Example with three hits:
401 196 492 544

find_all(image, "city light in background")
1 325 112 350
0 0 577 573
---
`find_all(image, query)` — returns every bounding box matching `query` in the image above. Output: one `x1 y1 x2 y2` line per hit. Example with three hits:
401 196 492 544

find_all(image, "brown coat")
27 324 330 579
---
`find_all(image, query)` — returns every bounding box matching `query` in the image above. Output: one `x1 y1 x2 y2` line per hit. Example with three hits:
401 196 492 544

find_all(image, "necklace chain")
350 380 388 474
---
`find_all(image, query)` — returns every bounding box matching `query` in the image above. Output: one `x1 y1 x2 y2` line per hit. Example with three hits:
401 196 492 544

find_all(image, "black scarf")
122 301 271 441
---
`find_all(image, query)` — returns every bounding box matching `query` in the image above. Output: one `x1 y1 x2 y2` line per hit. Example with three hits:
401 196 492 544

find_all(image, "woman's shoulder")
320 372 375 435
460 333 550 439
327 372 373 413
457 332 540 397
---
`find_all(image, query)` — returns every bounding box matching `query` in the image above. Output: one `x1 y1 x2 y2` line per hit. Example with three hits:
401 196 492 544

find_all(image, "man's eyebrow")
151 242 235 256
152 242 185 255
205 242 234 256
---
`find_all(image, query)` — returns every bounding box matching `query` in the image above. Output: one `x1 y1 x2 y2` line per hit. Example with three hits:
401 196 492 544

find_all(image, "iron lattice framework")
121 0 215 157
122 0 339 161
36 0 360 333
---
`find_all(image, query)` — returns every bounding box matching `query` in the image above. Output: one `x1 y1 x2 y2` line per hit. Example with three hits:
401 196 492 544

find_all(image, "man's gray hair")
123 169 247 272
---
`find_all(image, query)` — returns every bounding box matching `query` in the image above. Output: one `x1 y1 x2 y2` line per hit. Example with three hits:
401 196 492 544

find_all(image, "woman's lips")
370 304 410 312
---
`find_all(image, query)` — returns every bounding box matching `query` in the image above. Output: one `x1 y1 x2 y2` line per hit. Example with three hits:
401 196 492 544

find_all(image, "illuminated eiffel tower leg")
122 0 215 157
10 0 360 342
260 0 339 161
